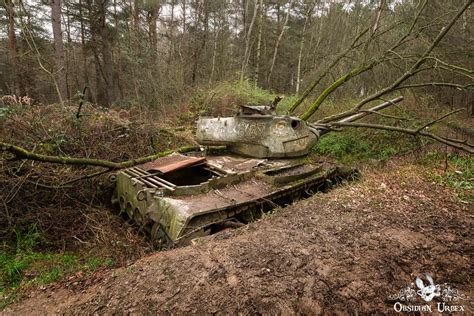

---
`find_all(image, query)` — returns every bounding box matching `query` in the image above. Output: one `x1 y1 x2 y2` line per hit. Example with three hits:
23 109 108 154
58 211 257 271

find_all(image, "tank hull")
113 152 357 246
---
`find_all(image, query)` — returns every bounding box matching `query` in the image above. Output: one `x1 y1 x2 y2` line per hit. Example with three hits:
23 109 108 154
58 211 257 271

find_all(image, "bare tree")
240 0 258 82
316 0 472 124
2 0 22 95
267 0 294 85
296 0 474 153
51 0 68 103
209 12 219 84
146 1 161 52
190 0 209 85
254 0 264 86
296 2 315 94
88 0 117 106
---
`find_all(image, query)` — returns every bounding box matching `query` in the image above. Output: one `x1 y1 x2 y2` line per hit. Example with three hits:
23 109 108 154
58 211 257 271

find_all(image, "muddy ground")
4 162 473 314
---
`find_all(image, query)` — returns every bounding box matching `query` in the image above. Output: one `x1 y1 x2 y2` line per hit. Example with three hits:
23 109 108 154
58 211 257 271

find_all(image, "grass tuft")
0 226 114 309
420 152 473 202
314 128 420 163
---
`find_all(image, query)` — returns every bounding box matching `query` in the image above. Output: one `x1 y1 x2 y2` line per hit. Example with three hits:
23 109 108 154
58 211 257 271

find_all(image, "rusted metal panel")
141 155 206 174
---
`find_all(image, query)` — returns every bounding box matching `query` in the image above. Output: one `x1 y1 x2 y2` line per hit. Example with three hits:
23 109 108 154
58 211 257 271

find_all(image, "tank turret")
196 96 404 159
196 104 320 158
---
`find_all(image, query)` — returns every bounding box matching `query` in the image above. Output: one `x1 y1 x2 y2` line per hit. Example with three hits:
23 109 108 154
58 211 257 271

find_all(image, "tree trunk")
267 0 294 85
147 1 160 52
209 14 218 84
64 1 78 93
178 0 186 64
79 0 91 102
191 1 208 85
372 0 385 34
167 0 175 63
242 0 248 33
132 0 140 55
296 4 313 94
100 7 115 106
90 0 116 106
181 0 186 33
51 0 68 104
4 0 22 95
254 0 263 87
240 0 258 82
113 0 124 99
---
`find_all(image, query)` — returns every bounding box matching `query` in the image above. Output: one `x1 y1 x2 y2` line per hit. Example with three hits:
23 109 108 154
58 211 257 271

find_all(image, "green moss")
300 66 371 121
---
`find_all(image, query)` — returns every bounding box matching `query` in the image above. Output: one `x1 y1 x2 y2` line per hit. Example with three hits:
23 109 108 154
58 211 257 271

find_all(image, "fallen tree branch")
297 0 433 121
330 122 473 153
395 82 474 90
436 65 474 80
300 64 376 120
291 10 418 117
368 0 471 97
425 56 473 75
359 110 410 121
288 26 371 114
336 96 405 124
0 142 201 169
21 168 115 189
391 56 473 79
317 0 472 124
415 108 464 132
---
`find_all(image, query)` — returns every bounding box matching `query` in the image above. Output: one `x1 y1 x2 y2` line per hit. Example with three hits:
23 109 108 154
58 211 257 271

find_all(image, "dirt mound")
4 164 473 314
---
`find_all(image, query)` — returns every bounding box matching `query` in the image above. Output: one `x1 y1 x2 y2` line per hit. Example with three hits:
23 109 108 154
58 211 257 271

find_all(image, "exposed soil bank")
5 163 473 314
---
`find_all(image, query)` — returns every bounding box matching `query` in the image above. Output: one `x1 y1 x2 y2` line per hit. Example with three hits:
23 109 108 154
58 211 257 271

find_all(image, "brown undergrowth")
0 83 284 303
0 101 193 256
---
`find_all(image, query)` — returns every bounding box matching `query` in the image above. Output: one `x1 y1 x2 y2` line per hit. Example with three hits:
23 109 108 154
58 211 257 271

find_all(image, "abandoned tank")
112 97 403 247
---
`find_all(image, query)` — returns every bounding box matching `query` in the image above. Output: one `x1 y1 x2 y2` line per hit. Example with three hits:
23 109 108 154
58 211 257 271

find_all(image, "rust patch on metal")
141 155 206 174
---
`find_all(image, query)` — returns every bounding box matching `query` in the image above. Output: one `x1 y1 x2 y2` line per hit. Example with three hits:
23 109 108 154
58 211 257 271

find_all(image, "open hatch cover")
141 155 206 174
